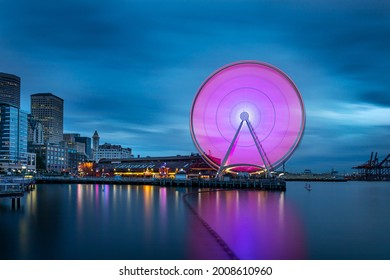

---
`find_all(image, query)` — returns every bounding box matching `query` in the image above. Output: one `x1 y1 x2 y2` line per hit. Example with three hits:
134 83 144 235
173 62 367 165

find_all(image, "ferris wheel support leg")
217 120 244 178
246 120 273 178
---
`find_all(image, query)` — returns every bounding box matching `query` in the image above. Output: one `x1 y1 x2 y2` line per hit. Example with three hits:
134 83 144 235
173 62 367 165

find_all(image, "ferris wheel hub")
240 111 249 121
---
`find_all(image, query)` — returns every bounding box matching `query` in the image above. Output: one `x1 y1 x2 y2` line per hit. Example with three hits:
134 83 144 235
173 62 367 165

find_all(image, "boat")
304 183 312 191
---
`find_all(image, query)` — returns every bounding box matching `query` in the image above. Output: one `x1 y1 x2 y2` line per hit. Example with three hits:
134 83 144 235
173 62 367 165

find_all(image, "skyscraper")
28 114 44 145
75 136 92 159
0 72 27 171
0 72 21 108
0 103 28 171
31 93 64 144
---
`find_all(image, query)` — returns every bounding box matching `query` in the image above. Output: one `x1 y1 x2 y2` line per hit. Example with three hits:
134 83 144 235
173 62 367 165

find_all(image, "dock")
159 178 285 190
0 183 24 208
0 178 35 208
34 176 287 191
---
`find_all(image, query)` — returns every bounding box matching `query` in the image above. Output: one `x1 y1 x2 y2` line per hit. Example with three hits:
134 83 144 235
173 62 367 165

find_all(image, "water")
1 181 389 260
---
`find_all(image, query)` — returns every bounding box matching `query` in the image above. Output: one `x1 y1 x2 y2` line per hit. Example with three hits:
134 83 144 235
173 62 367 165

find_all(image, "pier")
159 178 286 190
0 183 24 209
34 176 287 191
0 178 36 209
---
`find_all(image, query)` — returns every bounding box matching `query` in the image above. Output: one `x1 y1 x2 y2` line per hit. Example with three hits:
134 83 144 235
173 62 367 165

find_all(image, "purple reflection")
191 190 307 259
94 184 99 205
190 61 305 171
159 187 168 236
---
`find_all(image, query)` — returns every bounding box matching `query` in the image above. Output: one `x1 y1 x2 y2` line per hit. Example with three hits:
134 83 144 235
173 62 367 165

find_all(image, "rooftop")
0 72 20 80
31 93 64 101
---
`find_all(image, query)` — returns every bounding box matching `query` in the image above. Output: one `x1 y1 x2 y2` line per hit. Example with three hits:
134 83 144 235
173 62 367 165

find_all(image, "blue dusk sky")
0 0 389 172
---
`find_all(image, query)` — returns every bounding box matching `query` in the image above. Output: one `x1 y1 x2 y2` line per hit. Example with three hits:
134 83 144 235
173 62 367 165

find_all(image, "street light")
21 165 27 187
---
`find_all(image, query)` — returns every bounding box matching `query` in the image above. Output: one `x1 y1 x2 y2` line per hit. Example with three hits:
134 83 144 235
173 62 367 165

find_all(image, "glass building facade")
0 104 28 170
19 110 28 166
0 73 21 108
31 93 64 144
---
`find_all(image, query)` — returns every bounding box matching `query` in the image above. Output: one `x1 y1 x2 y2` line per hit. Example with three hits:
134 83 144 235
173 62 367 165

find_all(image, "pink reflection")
159 187 168 239
159 187 167 213
190 61 305 171
95 184 99 205
76 184 83 215
103 184 109 203
192 190 307 259
159 187 167 225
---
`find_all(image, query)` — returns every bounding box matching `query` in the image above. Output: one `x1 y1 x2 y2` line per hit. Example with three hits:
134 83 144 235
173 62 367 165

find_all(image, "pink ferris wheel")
190 61 305 176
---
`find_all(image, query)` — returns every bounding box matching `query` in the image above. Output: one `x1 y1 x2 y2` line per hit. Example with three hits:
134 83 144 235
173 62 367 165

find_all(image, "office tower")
27 152 37 172
63 133 80 143
28 114 44 145
63 133 87 156
67 147 87 174
0 103 28 171
31 93 64 144
0 72 21 108
29 143 67 172
75 136 92 159
61 133 89 172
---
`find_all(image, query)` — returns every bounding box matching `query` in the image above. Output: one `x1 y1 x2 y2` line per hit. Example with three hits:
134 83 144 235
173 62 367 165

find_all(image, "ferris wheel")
190 61 305 176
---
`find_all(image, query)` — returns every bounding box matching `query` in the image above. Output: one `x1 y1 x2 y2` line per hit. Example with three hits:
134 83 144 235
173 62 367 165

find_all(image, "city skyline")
1 0 389 172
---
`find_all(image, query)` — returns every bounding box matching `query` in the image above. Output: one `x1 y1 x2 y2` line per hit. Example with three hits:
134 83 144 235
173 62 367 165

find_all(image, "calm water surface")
1 181 389 259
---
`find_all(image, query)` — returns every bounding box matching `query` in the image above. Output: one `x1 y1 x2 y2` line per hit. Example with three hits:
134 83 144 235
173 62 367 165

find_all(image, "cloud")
359 91 390 107
311 103 390 126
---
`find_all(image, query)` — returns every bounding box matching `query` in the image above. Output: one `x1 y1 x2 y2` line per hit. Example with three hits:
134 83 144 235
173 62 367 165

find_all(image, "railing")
0 183 24 198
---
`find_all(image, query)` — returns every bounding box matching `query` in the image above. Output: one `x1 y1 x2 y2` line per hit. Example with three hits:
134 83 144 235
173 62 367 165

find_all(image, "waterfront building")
27 114 44 145
94 143 132 163
0 72 20 108
97 154 214 178
67 148 87 175
175 169 187 180
62 133 85 154
61 140 85 155
63 133 92 159
62 133 84 154
31 93 64 144
61 133 89 172
78 161 97 177
29 143 67 172
0 103 28 171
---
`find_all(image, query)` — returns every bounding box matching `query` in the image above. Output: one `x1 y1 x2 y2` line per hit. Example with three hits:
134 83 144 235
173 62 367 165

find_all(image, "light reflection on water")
1 182 390 260
186 190 307 259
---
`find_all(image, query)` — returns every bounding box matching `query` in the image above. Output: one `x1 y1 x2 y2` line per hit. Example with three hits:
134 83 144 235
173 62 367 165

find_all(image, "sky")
0 0 389 173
